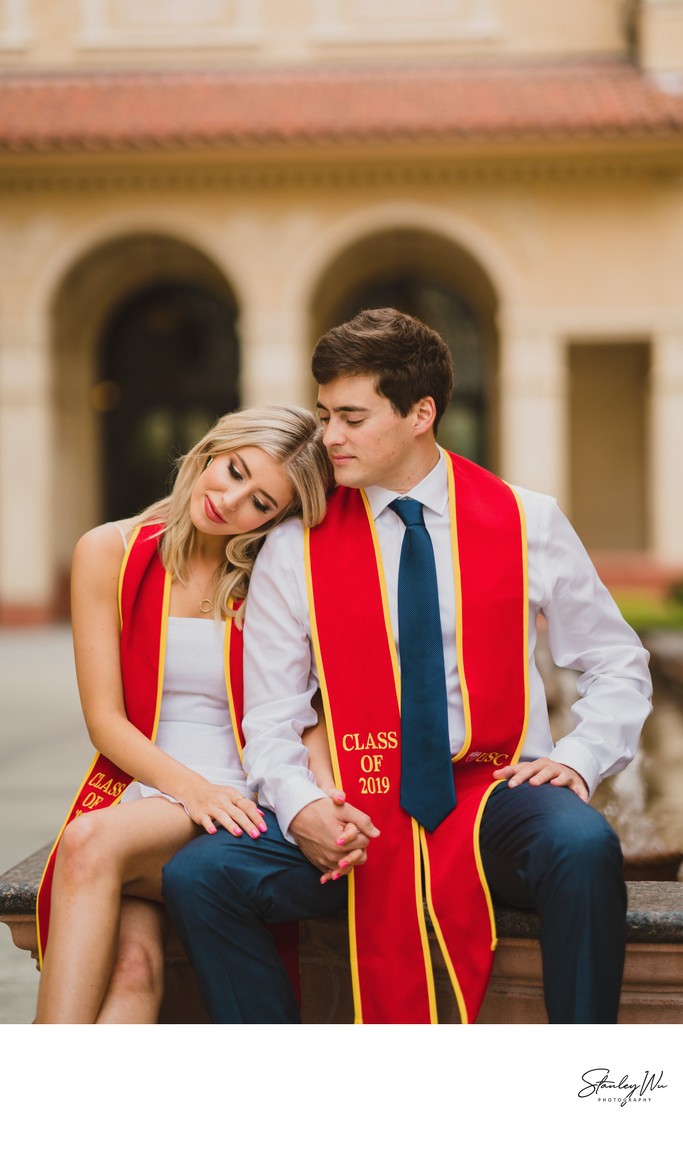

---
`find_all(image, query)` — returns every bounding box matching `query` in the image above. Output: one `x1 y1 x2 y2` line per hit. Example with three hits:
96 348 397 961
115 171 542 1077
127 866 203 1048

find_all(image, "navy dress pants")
479 781 626 1023
162 781 626 1024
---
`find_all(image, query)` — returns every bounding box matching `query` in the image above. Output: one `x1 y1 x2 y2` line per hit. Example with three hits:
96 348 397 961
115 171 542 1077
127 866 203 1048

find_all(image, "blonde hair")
137 405 332 621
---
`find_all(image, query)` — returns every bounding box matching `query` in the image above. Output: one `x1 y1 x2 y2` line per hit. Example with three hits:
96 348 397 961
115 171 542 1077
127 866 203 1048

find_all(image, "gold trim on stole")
224 600 243 762
418 455 530 1020
305 494 437 1024
36 525 171 968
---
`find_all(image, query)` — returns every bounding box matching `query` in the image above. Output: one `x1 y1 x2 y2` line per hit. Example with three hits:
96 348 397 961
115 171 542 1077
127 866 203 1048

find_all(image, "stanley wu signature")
578 1068 668 1106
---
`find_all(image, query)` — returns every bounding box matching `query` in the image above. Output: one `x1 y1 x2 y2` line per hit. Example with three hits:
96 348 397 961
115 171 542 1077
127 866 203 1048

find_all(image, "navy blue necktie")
390 498 456 832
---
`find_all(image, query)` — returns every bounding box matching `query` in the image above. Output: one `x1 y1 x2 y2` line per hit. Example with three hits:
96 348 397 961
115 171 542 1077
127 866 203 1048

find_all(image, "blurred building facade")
1 0 683 621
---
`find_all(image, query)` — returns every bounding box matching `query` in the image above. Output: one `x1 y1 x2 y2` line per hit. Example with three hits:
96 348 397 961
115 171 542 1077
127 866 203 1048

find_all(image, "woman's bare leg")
34 799 199 1024
96 896 167 1024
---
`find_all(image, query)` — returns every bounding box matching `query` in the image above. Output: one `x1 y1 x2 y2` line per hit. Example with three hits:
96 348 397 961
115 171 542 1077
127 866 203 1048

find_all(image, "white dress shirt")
242 450 653 839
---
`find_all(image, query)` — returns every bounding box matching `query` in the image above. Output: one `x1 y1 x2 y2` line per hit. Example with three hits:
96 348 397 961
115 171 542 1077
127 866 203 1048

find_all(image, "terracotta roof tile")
1 63 682 153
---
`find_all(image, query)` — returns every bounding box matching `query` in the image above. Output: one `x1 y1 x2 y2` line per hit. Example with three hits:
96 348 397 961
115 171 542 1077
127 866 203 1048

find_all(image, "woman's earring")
205 456 213 469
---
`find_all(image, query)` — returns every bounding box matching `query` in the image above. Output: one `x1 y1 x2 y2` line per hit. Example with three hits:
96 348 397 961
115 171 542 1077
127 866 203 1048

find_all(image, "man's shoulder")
510 484 558 513
256 515 305 564
508 484 564 543
442 452 559 515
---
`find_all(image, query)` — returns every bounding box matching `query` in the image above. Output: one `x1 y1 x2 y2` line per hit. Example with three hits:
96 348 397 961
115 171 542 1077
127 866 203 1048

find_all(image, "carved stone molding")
312 0 500 45
0 147 680 196
78 0 263 50
0 0 29 51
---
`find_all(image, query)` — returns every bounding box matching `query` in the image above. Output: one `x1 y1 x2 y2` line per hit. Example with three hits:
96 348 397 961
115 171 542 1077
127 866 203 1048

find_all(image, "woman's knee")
109 935 164 1001
54 812 118 885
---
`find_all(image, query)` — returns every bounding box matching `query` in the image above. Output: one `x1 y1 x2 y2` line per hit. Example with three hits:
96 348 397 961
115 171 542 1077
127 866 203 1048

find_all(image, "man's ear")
412 396 438 437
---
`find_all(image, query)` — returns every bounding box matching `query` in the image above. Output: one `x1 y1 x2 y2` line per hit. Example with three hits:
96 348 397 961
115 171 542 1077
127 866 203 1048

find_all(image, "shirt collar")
363 447 450 521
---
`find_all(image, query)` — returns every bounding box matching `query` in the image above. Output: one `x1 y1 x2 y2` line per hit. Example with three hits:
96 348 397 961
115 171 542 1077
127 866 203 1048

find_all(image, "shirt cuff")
266 777 330 844
547 738 601 797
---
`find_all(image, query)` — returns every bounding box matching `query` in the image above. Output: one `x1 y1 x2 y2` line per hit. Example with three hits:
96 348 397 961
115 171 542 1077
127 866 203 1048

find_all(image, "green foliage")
669 578 683 607
613 592 683 633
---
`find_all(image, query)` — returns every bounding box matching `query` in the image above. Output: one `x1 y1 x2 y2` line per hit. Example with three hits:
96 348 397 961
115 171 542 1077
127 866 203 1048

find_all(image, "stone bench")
1 844 682 1023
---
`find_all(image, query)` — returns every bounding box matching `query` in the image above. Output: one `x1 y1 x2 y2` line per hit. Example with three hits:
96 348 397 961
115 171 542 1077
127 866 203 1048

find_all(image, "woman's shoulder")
74 517 139 564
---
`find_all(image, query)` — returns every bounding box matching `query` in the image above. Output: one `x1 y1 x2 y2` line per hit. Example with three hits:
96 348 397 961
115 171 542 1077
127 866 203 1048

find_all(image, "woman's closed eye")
228 461 271 515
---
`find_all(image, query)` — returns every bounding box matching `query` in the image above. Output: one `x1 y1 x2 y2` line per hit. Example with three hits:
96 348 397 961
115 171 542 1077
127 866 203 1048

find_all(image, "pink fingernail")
208 825 217 835
259 822 267 832
320 876 329 885
250 829 259 839
339 860 348 869
336 837 346 846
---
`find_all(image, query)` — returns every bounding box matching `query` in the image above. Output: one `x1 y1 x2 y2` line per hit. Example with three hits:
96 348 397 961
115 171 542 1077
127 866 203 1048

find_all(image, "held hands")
289 792 380 883
181 779 268 838
492 758 589 802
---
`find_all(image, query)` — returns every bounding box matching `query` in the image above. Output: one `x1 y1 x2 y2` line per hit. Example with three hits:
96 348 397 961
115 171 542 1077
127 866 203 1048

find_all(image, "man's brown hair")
311 307 454 429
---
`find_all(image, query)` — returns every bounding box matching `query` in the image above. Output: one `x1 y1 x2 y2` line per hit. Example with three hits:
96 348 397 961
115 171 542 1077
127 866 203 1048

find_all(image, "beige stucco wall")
0 0 631 71
639 0 683 78
1 143 682 614
1 1 682 615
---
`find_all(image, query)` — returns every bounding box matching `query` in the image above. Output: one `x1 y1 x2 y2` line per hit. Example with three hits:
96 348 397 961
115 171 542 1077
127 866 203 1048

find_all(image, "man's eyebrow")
234 452 279 507
315 402 370 413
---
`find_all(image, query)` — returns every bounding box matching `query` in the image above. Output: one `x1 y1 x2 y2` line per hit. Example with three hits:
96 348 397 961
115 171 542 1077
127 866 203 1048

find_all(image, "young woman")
34 404 342 1024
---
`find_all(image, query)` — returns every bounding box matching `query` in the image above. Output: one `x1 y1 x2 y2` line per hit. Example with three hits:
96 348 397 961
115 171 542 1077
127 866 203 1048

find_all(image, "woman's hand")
318 788 380 884
302 697 379 880
180 780 268 838
70 525 268 840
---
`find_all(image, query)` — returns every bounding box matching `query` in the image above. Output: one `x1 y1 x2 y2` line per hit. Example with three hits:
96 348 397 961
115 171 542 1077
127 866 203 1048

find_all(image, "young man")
163 308 652 1024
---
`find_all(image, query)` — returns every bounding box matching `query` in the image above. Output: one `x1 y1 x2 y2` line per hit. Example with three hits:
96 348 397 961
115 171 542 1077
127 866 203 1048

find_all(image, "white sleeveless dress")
120 617 254 806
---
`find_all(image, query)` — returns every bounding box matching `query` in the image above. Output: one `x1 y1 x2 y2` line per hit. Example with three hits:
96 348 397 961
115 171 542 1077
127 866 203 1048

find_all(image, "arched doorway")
97 280 239 520
340 276 487 465
311 228 497 468
51 231 240 614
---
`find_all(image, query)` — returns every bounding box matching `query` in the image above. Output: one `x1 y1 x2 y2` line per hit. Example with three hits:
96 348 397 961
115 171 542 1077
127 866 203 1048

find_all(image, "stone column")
637 0 683 87
650 331 683 564
0 337 54 621
498 323 568 508
238 303 312 409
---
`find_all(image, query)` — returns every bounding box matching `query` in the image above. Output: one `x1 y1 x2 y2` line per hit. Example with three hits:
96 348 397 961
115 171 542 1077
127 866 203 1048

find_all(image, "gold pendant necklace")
188 568 215 615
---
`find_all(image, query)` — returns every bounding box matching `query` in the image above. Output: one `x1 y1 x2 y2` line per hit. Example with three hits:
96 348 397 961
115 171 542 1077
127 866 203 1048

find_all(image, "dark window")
96 281 239 520
338 276 488 465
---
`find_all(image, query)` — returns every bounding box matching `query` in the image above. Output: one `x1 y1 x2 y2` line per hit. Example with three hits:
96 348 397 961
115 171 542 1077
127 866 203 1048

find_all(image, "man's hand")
289 794 380 881
492 758 589 802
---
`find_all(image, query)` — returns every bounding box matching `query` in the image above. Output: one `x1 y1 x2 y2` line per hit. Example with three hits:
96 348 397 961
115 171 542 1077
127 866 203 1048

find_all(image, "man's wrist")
549 740 599 796
278 785 330 844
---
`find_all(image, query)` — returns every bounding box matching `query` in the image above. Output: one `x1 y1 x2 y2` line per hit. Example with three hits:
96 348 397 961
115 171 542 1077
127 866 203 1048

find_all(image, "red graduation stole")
35 524 256 969
305 451 529 1023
